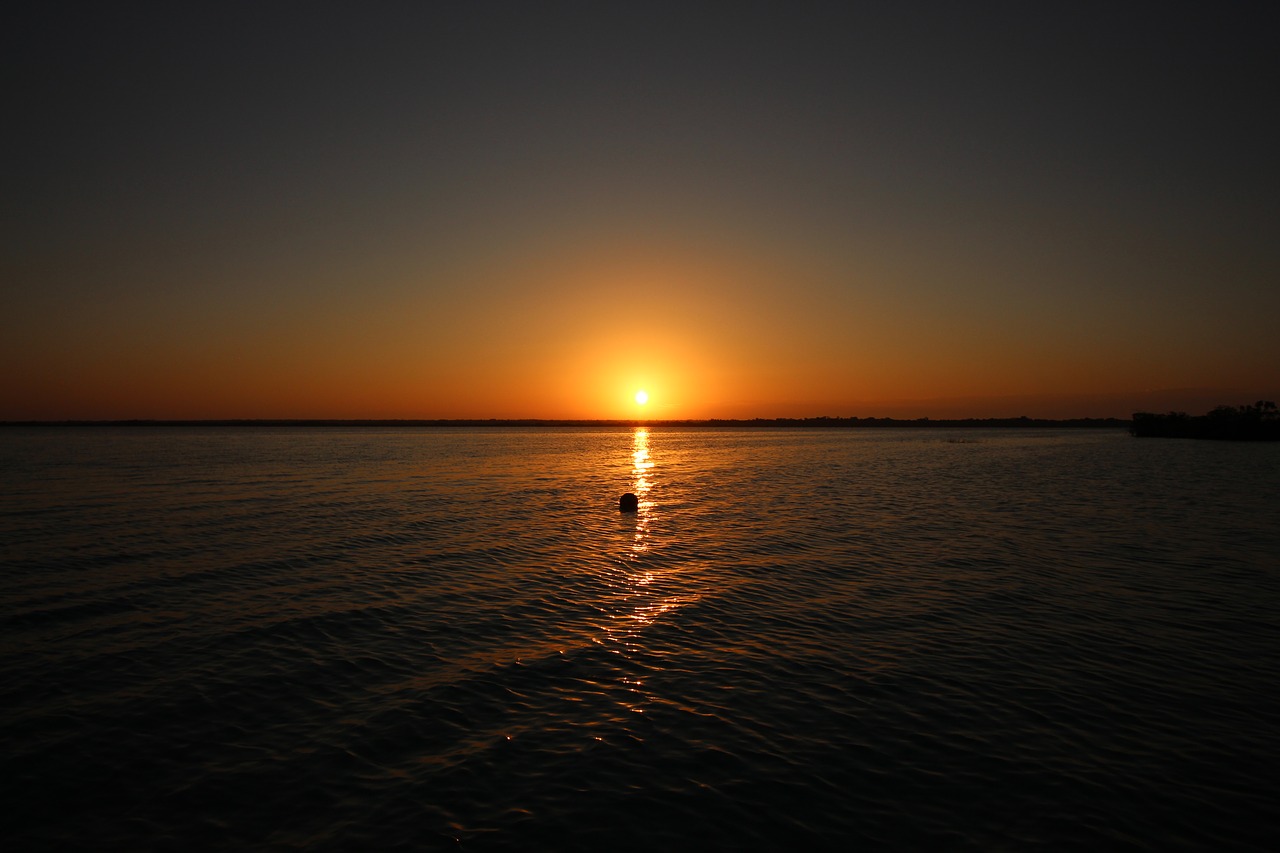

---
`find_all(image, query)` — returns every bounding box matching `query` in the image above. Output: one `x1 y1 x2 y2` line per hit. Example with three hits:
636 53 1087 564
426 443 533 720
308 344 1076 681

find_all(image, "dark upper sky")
4 2 1277 419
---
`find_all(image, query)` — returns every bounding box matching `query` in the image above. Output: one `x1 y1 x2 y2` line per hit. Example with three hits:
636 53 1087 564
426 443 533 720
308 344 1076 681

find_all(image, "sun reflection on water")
630 428 653 558
603 428 702 664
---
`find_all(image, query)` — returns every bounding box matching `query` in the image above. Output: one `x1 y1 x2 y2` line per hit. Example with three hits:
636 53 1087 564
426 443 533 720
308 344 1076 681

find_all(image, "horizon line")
1 415 1131 428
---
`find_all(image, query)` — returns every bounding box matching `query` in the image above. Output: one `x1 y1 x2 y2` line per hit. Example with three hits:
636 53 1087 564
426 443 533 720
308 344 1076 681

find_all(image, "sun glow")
634 389 649 406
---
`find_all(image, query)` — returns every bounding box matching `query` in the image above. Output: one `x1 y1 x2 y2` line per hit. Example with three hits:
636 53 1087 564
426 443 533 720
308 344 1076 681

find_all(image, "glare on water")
1 425 1277 850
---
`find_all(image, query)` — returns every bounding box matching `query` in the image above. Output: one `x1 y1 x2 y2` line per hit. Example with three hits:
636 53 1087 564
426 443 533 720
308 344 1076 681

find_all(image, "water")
2 427 1277 850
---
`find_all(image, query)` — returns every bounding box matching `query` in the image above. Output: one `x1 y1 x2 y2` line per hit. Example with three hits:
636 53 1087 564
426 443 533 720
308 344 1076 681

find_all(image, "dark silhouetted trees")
1131 401 1279 440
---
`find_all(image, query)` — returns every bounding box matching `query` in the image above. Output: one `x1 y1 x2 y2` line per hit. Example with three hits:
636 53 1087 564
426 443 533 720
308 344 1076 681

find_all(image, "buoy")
619 492 639 512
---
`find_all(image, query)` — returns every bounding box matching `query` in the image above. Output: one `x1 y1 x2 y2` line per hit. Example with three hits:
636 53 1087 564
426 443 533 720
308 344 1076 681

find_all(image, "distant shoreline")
2 416 1129 429
1131 403 1279 441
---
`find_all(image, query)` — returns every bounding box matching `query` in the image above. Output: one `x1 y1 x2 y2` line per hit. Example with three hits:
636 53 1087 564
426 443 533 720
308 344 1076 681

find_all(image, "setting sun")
634 389 649 406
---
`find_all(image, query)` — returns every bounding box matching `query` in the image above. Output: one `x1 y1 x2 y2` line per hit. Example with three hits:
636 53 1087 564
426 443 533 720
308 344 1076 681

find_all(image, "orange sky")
4 5 1277 420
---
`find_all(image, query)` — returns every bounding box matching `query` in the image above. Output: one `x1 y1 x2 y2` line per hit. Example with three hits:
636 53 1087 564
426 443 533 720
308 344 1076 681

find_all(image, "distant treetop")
1131 401 1279 440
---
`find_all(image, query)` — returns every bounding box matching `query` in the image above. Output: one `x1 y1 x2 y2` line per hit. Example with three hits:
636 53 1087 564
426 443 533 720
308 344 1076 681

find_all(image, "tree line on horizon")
1131 401 1279 441
5 415 1129 428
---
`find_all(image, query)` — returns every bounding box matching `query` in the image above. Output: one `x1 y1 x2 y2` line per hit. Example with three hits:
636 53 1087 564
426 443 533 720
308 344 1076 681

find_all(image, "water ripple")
1 427 1277 850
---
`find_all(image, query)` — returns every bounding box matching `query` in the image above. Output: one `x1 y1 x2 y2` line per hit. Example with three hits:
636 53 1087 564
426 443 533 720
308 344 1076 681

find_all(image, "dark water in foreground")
2 427 1277 850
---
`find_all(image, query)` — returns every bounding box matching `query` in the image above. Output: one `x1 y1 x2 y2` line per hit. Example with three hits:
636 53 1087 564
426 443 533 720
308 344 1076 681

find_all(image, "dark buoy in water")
619 492 639 512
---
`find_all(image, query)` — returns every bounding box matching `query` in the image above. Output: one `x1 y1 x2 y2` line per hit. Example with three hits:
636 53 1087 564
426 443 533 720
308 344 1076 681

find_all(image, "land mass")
5 416 1128 429
1130 402 1279 441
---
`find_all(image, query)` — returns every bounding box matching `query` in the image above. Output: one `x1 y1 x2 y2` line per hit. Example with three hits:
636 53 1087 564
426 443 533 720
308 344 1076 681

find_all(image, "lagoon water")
2 426 1277 850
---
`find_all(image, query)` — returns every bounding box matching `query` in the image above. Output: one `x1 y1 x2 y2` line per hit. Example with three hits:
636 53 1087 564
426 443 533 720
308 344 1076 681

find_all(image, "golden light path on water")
630 427 653 558
598 428 706 715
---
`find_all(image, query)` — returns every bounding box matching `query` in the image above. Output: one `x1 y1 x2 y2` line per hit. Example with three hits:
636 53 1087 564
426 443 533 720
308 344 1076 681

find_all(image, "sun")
634 389 649 406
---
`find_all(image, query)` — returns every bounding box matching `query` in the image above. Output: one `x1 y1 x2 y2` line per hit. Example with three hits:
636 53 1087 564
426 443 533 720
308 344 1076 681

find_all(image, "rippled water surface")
2 427 1278 850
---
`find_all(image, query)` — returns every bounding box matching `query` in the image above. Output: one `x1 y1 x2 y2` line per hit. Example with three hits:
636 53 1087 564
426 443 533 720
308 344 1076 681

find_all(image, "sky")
4 1 1277 420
